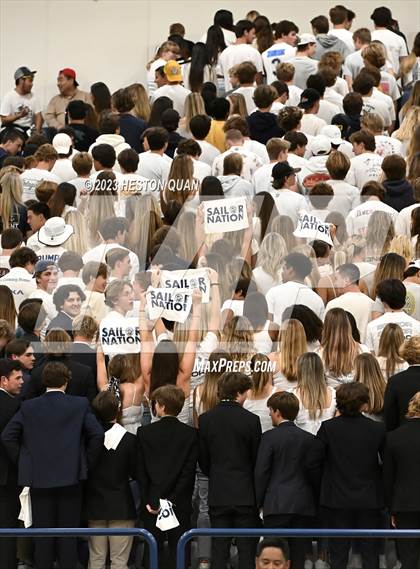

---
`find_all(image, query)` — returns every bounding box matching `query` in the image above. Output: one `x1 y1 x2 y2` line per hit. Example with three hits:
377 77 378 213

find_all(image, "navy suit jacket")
1 391 103 488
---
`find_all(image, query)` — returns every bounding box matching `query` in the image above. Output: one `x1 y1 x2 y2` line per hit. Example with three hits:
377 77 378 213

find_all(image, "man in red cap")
45 68 91 129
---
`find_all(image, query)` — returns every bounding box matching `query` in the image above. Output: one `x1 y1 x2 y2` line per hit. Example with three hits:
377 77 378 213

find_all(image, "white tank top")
253 321 273 355
243 385 277 433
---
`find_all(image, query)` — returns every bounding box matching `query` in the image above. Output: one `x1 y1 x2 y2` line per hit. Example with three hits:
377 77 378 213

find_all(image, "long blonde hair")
163 155 196 206
279 319 307 382
354 353 386 414
297 352 328 420
377 323 406 379
250 353 273 396
223 315 255 362
0 285 17 328
183 93 206 125
393 107 420 142
200 351 232 413
372 252 406 299
64 210 89 255
389 235 414 264
344 235 367 262
400 81 420 119
256 233 287 279
0 171 23 230
87 173 117 246
366 211 395 262
176 210 198 266
127 83 151 121
321 308 359 377
126 194 162 267
228 93 248 118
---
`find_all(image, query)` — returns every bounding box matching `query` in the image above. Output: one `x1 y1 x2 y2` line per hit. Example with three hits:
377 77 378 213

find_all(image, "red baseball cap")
59 68 79 86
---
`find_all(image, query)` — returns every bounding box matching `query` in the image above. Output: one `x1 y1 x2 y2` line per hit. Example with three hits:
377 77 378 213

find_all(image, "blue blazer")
1 391 103 488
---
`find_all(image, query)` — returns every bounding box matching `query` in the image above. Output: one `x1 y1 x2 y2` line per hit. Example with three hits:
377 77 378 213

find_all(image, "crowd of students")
0 4 419 569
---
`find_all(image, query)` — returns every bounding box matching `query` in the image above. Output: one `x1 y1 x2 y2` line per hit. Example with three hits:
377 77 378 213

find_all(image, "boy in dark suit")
317 382 385 569
255 391 324 569
199 371 262 569
0 359 23 569
2 361 103 569
136 384 198 569
85 390 137 569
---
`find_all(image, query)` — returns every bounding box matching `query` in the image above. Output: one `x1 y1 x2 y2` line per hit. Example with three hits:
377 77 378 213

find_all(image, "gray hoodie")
218 175 254 198
313 34 352 61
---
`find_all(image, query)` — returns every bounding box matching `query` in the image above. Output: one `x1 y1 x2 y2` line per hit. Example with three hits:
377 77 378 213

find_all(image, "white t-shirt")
326 292 374 343
362 96 392 128
36 246 66 264
372 88 396 122
232 86 256 115
266 280 325 325
285 84 303 107
28 288 57 321
395 204 420 236
0 267 36 309
219 44 263 91
327 179 361 217
212 146 263 182
324 87 344 111
329 28 355 52
137 151 172 188
343 49 364 80
253 266 282 295
380 71 400 101
317 99 341 125
252 162 276 194
0 89 42 129
346 199 398 237
286 56 318 90
366 311 420 355
196 140 220 166
192 159 212 181
262 42 296 84
243 139 269 164
51 159 77 183
268 187 308 225
404 282 420 321
300 114 327 137
20 168 60 202
371 29 408 74
374 135 403 158
347 153 383 190
83 243 139 280
333 76 349 97
150 84 191 116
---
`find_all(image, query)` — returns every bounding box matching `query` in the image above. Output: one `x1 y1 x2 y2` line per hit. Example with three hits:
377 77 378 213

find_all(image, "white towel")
18 487 32 528
104 423 127 450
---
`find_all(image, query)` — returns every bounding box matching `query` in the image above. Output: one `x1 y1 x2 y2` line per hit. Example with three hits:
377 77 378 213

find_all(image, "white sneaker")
198 562 211 569
304 560 314 569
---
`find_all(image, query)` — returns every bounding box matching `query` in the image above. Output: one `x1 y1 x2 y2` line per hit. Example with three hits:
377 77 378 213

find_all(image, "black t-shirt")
69 123 99 152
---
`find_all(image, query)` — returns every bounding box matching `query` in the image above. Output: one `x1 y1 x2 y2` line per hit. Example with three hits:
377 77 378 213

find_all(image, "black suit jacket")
0 390 20 486
84 423 137 520
136 416 198 511
47 311 74 338
71 342 98 382
199 401 262 508
384 366 420 431
2 391 103 488
384 419 420 512
317 414 385 510
255 421 324 517
27 357 96 402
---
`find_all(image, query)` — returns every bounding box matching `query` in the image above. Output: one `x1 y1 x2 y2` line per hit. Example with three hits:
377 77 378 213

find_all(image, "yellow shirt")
205 120 226 153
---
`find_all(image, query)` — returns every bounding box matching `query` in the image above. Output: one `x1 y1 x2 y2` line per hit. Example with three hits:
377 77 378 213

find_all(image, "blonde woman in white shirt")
292 352 336 435
252 233 286 295
376 323 408 380
244 353 278 432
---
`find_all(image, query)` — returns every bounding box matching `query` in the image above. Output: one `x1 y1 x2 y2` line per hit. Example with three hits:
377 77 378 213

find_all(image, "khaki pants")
88 520 135 569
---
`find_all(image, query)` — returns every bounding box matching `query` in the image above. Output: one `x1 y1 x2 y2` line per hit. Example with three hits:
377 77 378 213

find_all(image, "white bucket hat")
38 217 74 246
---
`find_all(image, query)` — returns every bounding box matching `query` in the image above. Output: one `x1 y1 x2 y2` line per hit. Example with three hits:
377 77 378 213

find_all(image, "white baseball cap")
321 125 345 146
52 133 72 154
38 217 74 247
297 33 317 46
310 135 332 156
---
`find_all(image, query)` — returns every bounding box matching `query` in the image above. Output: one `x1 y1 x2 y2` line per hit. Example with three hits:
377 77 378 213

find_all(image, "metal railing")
0 527 158 569
176 527 420 568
